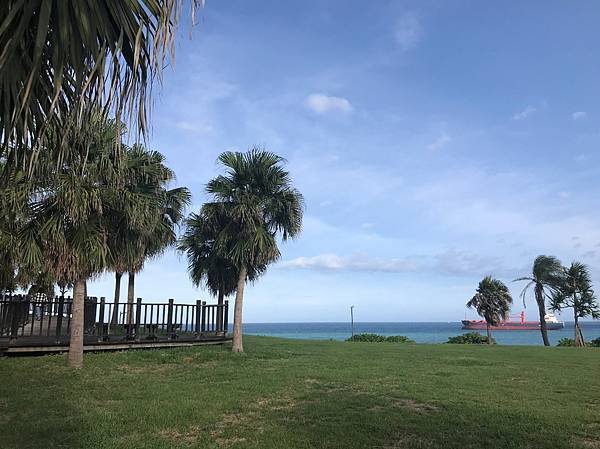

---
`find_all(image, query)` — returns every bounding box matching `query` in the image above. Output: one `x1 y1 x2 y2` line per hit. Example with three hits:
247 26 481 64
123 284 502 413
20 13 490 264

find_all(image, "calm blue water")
243 321 600 346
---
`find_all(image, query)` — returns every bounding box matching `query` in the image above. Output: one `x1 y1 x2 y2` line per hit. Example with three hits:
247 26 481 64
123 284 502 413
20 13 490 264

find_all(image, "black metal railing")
0 294 229 345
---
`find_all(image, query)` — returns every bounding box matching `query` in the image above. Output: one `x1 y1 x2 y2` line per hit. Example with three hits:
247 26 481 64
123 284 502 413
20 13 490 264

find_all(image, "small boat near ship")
461 311 564 331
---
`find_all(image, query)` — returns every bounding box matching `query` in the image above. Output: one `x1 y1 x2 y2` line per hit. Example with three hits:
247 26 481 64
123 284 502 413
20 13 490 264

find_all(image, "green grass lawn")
1 337 599 449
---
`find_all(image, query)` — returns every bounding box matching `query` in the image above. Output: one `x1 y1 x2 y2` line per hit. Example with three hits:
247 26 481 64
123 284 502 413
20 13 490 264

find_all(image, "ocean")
243 321 600 346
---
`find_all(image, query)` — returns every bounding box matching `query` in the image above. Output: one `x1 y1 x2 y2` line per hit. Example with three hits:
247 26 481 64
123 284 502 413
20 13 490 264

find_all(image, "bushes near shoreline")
346 333 414 343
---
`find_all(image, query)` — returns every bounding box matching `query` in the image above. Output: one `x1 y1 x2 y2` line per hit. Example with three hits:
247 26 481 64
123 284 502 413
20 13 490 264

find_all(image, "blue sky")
91 0 600 322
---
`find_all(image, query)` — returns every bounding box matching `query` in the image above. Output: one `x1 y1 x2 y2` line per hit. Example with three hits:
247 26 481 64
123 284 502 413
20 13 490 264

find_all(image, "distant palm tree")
467 276 513 344
514 255 564 346
550 262 599 347
0 0 201 156
204 149 304 352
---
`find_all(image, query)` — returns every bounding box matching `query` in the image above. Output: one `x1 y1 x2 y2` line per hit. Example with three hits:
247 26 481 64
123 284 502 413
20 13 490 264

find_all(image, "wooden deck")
0 336 231 355
0 295 230 356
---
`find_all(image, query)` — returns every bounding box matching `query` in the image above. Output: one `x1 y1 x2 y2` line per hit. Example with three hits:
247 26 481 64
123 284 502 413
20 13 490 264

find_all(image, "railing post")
195 300 202 337
167 298 174 339
98 297 105 342
224 300 229 334
216 302 223 333
9 296 20 343
135 297 142 340
201 301 207 333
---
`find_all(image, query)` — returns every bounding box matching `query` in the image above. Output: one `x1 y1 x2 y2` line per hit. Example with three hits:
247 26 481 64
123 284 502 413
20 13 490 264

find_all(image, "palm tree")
204 149 304 352
19 120 117 368
105 144 190 325
15 114 156 367
550 262 599 347
179 208 239 331
467 276 513 344
124 187 191 325
0 1 202 157
178 206 265 332
514 255 564 346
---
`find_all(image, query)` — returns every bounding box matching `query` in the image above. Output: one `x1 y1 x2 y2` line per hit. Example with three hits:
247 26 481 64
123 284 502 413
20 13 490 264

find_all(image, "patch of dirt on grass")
578 437 600 449
391 399 438 414
379 434 433 448
210 413 256 448
158 425 202 445
254 396 297 411
212 435 247 447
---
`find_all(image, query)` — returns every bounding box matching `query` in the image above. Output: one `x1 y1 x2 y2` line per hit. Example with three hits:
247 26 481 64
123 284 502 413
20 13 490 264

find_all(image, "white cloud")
558 191 570 199
572 111 587 120
172 120 213 133
512 105 537 120
361 222 376 229
305 93 353 114
319 200 333 207
279 253 422 273
427 132 452 150
394 12 423 51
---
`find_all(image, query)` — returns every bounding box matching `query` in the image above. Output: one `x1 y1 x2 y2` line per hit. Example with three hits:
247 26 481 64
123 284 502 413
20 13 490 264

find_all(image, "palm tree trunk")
574 312 584 347
126 271 135 327
110 272 122 325
68 278 86 369
486 323 492 344
232 266 247 353
535 284 550 346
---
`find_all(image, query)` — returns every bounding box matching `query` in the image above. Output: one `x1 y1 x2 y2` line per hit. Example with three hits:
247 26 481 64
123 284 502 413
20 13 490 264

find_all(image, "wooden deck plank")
2 337 231 354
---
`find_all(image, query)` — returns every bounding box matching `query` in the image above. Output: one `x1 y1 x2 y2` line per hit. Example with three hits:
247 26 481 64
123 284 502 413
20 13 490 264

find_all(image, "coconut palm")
124 184 190 319
178 206 266 332
179 208 239 330
204 149 304 352
467 276 513 344
0 0 201 156
104 144 190 325
550 262 599 347
18 119 118 368
514 255 564 346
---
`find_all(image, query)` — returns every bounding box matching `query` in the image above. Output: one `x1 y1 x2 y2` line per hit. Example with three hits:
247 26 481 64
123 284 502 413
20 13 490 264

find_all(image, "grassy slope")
1 337 599 449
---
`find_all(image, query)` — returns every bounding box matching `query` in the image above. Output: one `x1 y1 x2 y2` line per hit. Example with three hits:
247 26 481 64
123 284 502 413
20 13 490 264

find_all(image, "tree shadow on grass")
211 379 589 449
0 370 88 449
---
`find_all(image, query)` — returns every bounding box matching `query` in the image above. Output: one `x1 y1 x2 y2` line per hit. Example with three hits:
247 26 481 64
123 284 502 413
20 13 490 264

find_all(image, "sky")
90 0 600 322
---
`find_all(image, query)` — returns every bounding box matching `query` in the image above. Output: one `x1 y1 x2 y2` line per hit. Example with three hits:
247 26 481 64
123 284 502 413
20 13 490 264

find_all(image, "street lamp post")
350 305 355 338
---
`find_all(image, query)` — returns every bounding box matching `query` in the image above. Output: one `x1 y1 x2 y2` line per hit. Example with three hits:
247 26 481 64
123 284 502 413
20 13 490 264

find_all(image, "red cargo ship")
461 311 564 331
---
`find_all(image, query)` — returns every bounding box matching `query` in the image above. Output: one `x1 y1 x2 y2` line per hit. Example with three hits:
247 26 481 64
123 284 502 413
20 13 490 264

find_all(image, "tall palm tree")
124 184 190 322
179 208 238 329
514 255 564 346
204 149 304 352
0 0 202 157
18 118 118 368
104 144 190 325
178 206 265 332
467 276 513 344
550 262 599 347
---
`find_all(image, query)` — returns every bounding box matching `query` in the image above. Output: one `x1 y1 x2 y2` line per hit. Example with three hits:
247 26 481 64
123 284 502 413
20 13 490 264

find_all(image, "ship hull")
461 320 564 331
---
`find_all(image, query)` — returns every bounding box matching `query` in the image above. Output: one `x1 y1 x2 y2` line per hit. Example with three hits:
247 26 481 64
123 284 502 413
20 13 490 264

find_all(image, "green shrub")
589 337 600 347
446 332 495 344
556 338 576 347
346 333 414 343
557 337 600 347
384 335 414 343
